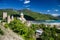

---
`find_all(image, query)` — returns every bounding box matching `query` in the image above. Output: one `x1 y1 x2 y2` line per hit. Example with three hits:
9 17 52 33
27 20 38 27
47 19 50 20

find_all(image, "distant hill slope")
0 9 59 20
56 16 60 20
18 9 59 20
0 9 19 17
0 9 19 20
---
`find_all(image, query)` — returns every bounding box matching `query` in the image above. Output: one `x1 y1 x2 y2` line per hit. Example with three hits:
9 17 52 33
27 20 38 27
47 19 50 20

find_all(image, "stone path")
0 24 24 40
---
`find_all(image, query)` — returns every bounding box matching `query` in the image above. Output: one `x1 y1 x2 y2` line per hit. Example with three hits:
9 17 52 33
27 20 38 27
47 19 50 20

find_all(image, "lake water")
29 20 60 24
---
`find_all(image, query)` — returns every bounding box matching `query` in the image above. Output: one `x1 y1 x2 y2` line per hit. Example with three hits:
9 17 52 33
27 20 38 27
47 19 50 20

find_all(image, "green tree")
5 19 35 40
0 28 4 35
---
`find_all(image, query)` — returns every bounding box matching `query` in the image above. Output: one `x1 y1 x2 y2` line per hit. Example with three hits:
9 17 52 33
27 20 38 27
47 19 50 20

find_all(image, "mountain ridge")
0 9 59 20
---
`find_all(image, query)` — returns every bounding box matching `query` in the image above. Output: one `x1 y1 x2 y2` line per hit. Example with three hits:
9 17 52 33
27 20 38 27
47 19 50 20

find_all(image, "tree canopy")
5 19 35 40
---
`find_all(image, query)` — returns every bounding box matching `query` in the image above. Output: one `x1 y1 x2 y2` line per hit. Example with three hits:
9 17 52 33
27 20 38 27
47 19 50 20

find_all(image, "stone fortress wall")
2 12 60 28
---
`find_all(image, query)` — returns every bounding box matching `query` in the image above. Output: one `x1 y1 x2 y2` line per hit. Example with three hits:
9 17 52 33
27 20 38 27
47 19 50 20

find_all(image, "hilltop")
18 9 59 20
0 9 59 20
56 16 60 20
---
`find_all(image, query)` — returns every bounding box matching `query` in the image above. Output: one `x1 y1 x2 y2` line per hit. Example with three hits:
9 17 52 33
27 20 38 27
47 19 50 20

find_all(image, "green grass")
0 28 4 35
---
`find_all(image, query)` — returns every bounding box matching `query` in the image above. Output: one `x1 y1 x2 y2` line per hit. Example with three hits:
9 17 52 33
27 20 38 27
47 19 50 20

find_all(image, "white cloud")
39 12 42 13
27 8 30 10
51 14 60 17
57 5 60 7
25 5 30 7
54 9 59 12
47 10 50 12
24 0 30 4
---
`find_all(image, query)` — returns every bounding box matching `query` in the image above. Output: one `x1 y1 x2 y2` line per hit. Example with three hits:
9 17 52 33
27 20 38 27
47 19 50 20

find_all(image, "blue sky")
0 0 60 16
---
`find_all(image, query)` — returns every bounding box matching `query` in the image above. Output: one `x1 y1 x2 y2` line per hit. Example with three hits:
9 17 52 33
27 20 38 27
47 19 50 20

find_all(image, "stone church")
2 12 31 26
3 12 27 23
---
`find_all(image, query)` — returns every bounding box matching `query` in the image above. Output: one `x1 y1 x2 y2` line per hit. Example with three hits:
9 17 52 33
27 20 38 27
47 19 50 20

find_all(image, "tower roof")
20 12 24 15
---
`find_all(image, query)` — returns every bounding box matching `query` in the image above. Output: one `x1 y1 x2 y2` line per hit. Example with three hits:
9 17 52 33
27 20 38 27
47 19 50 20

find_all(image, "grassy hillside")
18 9 58 20
0 28 4 35
0 9 59 20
